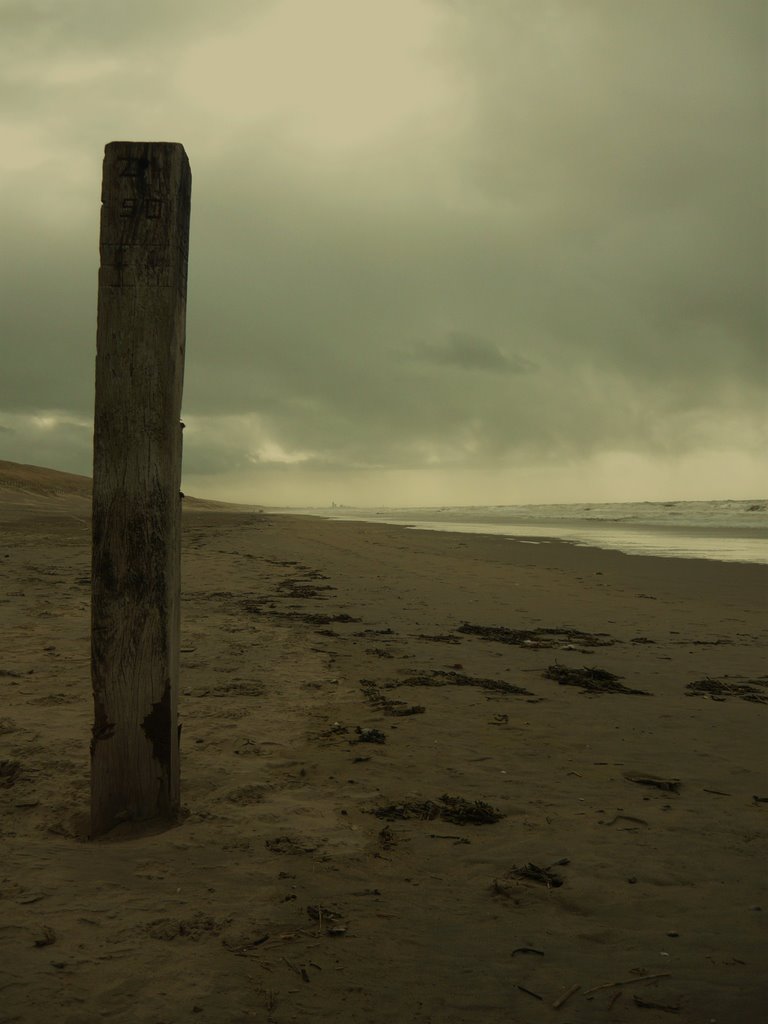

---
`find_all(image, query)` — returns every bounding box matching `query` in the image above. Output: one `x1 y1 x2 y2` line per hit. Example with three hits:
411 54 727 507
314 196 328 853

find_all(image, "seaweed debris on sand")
544 664 650 695
686 675 768 704
458 623 615 650
395 670 531 697
371 795 504 825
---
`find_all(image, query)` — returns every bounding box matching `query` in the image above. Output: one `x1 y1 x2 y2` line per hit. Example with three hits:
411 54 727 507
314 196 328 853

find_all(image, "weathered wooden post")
91 142 191 837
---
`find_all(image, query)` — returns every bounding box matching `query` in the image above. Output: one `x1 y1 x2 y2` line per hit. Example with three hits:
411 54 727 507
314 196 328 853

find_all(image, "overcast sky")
1 0 765 505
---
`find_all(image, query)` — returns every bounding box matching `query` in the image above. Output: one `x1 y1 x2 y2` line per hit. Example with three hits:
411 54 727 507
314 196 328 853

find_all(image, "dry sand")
1 465 766 1023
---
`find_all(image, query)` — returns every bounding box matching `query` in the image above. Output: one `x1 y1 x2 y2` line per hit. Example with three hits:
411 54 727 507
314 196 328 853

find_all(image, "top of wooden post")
99 142 191 294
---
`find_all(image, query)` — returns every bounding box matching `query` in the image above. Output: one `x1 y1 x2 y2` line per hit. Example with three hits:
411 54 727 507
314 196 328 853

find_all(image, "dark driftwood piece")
91 141 191 836
623 772 681 793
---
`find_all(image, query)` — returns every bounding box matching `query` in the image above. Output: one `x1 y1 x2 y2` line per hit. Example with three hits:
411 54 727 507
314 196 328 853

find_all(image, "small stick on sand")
552 983 580 1009
282 957 300 975
584 972 671 996
516 985 543 1000
602 814 648 827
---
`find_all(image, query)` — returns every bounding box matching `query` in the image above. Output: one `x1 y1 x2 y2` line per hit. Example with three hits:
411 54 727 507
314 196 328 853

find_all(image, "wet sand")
1 479 766 1023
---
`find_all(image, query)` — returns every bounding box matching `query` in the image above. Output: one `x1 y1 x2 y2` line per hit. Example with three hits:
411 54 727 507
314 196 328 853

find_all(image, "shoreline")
1 501 766 1022
281 510 768 566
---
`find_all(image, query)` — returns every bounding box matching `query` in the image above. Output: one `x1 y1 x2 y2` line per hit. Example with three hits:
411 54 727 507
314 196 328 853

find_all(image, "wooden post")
91 142 191 836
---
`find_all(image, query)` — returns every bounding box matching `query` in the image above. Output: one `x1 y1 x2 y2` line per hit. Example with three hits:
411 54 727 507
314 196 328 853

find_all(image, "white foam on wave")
296 499 768 564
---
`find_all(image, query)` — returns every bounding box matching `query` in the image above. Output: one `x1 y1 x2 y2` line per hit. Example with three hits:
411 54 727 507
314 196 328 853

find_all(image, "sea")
294 499 768 565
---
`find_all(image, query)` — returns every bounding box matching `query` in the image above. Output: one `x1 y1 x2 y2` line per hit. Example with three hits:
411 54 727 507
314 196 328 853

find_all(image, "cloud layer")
1 0 764 503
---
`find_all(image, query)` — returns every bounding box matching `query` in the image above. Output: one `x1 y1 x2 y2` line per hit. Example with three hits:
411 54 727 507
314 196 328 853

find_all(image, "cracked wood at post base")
91 142 191 837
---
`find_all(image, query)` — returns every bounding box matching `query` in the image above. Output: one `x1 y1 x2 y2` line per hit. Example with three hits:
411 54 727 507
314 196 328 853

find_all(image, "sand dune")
0 460 92 498
0 472 766 1022
0 460 250 515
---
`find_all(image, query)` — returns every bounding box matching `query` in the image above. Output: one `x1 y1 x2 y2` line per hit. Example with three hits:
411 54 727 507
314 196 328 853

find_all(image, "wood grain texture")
91 142 191 836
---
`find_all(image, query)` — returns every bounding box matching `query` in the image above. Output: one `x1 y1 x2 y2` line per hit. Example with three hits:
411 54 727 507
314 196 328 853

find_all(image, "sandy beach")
1 468 766 1023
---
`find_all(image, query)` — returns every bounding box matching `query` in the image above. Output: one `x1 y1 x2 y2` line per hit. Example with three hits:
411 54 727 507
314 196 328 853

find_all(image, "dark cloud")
413 332 536 374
